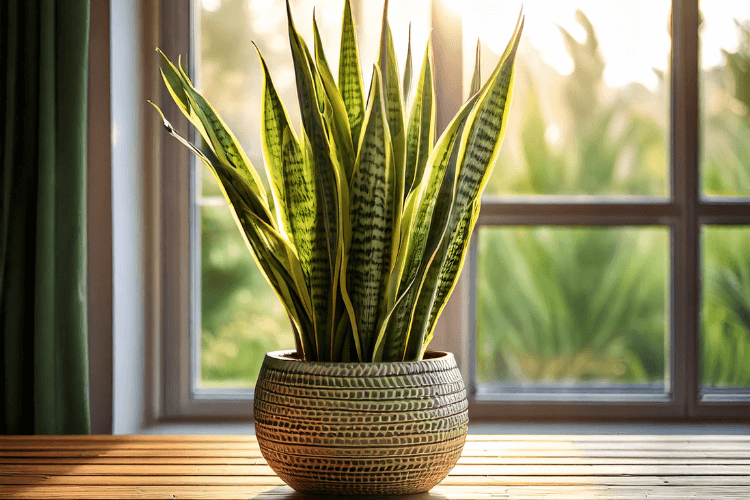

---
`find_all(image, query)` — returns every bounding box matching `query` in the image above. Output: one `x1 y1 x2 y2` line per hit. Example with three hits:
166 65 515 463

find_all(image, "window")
160 0 750 419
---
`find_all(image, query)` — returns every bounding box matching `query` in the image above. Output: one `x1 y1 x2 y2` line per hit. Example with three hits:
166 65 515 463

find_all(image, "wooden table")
1 434 749 499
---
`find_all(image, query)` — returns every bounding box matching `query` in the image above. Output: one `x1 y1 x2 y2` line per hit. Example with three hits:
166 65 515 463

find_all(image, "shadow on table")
252 486 449 500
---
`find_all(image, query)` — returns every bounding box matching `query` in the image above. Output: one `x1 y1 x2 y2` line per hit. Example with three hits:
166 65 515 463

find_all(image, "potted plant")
151 0 522 494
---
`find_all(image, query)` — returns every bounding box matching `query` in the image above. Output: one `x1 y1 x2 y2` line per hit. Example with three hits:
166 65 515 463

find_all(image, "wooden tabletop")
1 434 749 499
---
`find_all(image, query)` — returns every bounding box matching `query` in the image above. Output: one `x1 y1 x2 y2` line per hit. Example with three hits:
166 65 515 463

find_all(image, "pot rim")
264 350 453 366
259 350 459 380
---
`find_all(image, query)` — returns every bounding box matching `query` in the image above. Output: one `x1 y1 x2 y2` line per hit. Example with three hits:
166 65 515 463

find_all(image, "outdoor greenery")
154 0 524 369
195 2 750 389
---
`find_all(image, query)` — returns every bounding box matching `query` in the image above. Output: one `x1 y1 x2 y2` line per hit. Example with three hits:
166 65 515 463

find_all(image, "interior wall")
109 0 161 434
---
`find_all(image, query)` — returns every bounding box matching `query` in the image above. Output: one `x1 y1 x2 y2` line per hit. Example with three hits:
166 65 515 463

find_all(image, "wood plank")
3 484 750 499
4 456 750 466
3 448 750 459
2 463 750 476
5 436 750 443
2 474 750 487
3 440 749 451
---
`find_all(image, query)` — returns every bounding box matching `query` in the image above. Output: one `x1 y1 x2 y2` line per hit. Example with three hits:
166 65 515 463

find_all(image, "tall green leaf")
157 50 269 210
256 47 318 304
287 0 346 360
338 0 366 153
420 13 525 347
374 93 481 361
470 39 482 96
420 198 481 353
403 23 413 103
377 0 406 206
150 103 315 356
403 39 436 201
348 66 397 360
313 14 356 182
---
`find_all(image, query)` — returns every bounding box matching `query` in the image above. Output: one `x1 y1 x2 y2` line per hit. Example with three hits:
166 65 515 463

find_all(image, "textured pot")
253 350 468 495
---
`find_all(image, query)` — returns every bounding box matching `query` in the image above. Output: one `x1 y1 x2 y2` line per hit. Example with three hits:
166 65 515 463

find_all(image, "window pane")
701 3 750 197
476 227 669 395
199 204 292 389
701 227 750 389
464 1 670 198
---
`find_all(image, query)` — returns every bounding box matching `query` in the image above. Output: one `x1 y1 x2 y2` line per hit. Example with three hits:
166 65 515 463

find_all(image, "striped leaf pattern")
348 67 396 360
378 95 481 361
470 39 482 97
418 14 525 352
313 15 355 183
378 0 406 202
287 1 345 360
403 24 413 103
421 198 482 352
153 1 523 362
404 41 436 201
338 0 365 156
159 51 268 208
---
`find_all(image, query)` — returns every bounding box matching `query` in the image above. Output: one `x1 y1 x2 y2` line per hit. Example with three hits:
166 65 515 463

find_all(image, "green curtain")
0 0 91 434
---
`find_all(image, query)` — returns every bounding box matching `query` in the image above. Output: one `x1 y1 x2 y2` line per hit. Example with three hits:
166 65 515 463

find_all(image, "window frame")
159 0 750 420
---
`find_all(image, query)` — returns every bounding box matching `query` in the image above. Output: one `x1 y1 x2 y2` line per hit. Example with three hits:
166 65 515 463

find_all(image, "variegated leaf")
374 93 481 361
470 38 482 97
377 0 406 206
403 23 413 103
403 39 436 202
338 0 365 153
257 47 295 238
418 14 524 350
348 66 396 360
421 198 481 353
158 51 269 210
150 103 315 356
313 14 356 182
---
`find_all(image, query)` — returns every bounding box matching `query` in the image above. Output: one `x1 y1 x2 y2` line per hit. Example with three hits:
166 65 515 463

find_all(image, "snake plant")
151 0 523 362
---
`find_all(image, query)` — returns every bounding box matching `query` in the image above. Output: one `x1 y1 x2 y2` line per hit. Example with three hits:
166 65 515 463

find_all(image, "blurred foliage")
200 206 292 388
701 228 750 388
487 10 667 197
702 21 750 196
197 2 750 389
478 228 667 384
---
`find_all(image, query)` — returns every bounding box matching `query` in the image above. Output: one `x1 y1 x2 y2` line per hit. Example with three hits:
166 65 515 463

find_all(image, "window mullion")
671 0 701 418
478 201 680 226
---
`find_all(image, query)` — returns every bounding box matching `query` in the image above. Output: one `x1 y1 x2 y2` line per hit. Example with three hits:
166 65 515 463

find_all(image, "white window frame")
157 0 750 421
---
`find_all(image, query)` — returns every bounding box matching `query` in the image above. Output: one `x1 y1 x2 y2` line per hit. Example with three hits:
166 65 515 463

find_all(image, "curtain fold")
0 0 91 434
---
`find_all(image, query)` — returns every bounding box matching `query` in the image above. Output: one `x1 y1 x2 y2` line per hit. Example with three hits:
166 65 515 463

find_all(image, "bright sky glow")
201 0 222 13
461 0 750 90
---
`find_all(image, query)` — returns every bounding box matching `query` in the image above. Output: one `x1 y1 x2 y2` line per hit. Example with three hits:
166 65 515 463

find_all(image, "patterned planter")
253 350 469 495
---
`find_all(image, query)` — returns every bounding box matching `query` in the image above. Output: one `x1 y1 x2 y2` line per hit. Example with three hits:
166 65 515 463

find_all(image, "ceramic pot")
253 350 468 495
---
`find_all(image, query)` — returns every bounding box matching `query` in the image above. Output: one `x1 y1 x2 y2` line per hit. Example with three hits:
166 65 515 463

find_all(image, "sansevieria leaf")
377 0 406 206
287 0 345 360
313 14 356 182
403 24 413 103
419 13 525 350
420 198 481 353
150 103 315 356
470 39 482 97
153 1 523 363
157 51 269 210
375 93 481 361
403 39 436 202
257 47 317 302
348 66 396 360
338 0 365 154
